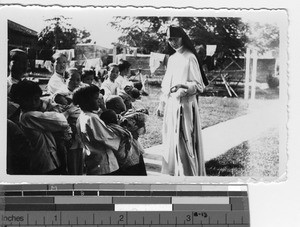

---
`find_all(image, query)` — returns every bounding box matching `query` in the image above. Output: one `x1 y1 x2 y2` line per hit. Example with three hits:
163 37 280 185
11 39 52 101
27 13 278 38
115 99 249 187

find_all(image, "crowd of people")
7 25 208 177
7 49 148 175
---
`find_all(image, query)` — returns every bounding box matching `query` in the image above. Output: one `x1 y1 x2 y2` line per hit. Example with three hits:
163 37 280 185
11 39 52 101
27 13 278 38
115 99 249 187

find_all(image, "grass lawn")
138 83 280 177
205 127 279 177
136 85 250 149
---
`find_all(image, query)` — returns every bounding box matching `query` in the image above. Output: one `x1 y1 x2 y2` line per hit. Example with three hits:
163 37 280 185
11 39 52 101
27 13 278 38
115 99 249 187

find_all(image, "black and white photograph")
1 6 288 182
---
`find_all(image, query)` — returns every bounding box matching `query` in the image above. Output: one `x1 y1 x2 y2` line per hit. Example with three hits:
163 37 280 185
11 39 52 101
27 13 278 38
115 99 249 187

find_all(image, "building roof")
8 19 38 37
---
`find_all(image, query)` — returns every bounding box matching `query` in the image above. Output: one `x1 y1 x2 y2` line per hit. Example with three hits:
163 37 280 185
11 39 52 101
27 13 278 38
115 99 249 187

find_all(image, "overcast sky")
6 7 123 48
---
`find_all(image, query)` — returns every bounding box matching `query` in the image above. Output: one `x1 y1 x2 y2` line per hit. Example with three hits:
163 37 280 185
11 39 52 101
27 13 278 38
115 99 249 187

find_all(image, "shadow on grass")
205 160 244 176
205 142 250 176
205 127 279 177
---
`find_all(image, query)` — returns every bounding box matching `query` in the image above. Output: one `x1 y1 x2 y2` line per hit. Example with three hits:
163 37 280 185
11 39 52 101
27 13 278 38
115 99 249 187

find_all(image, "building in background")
8 20 38 74
8 19 38 55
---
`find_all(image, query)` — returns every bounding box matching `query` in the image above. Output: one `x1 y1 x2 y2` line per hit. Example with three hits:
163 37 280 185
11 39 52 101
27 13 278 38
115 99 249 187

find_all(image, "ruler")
0 184 250 226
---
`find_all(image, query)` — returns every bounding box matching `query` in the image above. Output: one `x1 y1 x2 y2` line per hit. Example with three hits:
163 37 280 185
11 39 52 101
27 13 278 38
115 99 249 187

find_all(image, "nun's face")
167 37 183 50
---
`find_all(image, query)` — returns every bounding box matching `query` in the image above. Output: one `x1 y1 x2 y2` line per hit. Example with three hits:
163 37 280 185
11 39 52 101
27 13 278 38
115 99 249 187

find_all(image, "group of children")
7 49 148 176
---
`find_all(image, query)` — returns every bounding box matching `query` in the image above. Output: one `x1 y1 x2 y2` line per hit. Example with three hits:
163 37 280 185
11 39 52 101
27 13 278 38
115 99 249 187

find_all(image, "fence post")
244 48 251 100
113 46 117 63
122 47 126 61
251 50 258 100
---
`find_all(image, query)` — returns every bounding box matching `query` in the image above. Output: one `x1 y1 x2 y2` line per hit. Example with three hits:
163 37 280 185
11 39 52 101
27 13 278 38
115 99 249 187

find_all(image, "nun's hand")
170 84 181 93
170 84 188 93
156 101 164 117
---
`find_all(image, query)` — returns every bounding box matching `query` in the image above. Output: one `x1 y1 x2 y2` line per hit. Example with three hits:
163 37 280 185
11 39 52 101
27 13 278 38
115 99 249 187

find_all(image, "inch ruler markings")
0 184 250 226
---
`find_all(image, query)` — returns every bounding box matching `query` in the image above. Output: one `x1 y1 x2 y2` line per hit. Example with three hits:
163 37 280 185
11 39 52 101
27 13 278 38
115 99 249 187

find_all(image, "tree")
109 17 170 54
178 17 248 58
246 22 279 56
38 16 92 50
109 16 249 58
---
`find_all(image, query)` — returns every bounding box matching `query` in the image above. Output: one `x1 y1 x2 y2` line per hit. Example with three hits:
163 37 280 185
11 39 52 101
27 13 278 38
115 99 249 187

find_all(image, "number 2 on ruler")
119 215 124 222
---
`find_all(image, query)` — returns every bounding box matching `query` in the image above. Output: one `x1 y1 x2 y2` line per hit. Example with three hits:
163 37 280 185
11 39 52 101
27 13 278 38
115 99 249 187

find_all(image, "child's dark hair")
10 49 27 62
81 69 95 81
130 88 140 99
133 82 143 91
124 85 140 100
118 60 131 72
10 80 42 106
73 84 100 111
100 109 118 125
106 95 126 114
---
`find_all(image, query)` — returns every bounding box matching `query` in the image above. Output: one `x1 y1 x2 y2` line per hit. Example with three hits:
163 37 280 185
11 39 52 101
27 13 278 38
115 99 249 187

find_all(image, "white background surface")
0 0 299 226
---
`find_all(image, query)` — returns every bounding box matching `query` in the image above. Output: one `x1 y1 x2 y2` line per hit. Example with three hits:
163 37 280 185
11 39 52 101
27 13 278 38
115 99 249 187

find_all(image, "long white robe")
160 46 206 176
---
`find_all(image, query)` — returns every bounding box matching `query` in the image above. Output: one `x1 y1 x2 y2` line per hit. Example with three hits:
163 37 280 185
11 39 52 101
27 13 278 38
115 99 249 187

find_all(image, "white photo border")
0 5 288 184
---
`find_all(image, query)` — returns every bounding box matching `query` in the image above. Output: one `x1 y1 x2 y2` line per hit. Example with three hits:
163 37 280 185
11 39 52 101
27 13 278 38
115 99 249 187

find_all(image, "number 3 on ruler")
186 215 191 222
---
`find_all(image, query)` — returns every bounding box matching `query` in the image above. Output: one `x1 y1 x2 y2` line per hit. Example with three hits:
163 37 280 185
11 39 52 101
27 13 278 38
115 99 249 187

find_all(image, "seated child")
100 109 118 125
116 60 133 93
73 85 122 175
65 68 87 175
11 80 72 174
67 68 85 92
105 95 127 115
118 85 140 110
93 73 102 88
54 68 84 106
51 68 83 119
121 110 148 140
101 63 119 101
81 69 95 86
99 66 108 82
133 69 149 96
133 81 143 91
100 109 146 175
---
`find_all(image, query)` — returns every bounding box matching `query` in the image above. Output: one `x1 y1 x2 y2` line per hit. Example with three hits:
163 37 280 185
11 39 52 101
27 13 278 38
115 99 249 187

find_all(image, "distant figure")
115 60 133 92
101 63 119 101
196 44 206 65
133 69 149 96
47 53 69 95
7 49 28 95
7 49 28 122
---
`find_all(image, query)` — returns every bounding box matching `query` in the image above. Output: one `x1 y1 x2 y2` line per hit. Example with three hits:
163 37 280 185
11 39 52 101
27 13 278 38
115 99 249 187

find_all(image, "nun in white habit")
156 26 209 176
